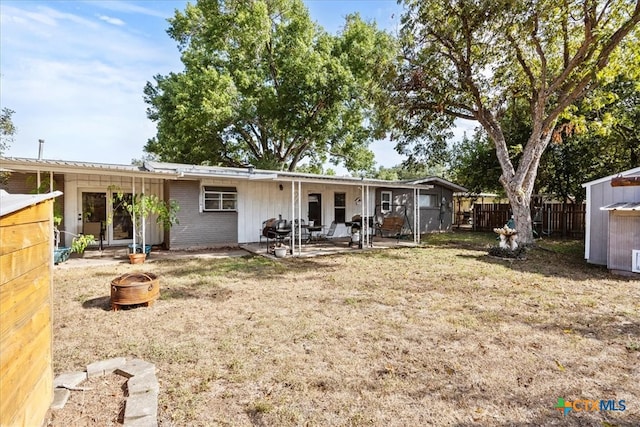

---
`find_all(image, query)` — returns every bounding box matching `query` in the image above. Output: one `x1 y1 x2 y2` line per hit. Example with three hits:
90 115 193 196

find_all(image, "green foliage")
71 234 95 254
0 108 16 184
449 131 504 195
388 0 639 243
0 108 16 155
110 187 180 241
26 174 64 225
144 0 395 173
449 56 640 202
370 162 449 181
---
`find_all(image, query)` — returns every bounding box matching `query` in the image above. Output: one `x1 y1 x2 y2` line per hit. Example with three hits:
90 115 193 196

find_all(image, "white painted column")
142 176 146 251
415 188 420 244
297 180 302 255
290 181 296 255
132 177 136 250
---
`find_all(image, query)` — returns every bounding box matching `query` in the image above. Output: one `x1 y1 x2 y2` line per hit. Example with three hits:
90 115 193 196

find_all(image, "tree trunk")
479 109 552 246
504 186 535 245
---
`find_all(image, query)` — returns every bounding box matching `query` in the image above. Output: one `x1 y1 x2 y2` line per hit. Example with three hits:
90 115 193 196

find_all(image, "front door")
308 193 322 226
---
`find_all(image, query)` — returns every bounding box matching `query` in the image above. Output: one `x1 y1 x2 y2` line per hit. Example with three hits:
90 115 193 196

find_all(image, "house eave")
1 157 173 179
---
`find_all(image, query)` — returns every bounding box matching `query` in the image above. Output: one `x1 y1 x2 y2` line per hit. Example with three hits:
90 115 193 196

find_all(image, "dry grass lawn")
50 233 640 426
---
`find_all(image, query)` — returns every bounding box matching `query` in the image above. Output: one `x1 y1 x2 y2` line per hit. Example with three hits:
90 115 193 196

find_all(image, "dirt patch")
51 238 640 426
48 373 127 426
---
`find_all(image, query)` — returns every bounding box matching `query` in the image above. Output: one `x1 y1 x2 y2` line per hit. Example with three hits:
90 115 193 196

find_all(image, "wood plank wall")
0 200 54 427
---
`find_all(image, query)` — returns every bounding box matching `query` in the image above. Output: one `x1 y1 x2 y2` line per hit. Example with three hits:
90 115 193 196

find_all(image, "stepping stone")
51 388 71 410
124 390 158 420
87 357 127 378
127 371 159 396
54 371 87 388
123 415 158 427
116 358 156 378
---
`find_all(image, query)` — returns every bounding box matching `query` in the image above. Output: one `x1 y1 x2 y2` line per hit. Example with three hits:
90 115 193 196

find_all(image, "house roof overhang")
0 157 173 178
145 161 468 191
0 157 468 191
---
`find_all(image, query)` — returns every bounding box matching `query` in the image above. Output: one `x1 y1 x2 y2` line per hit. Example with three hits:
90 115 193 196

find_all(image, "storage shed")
0 189 62 426
582 167 640 276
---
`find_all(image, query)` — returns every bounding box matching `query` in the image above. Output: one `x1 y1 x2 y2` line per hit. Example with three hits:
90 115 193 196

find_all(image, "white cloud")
83 0 174 19
1 1 183 164
99 14 126 26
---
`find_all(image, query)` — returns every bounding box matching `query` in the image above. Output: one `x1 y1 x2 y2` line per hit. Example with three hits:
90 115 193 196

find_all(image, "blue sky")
1 1 471 171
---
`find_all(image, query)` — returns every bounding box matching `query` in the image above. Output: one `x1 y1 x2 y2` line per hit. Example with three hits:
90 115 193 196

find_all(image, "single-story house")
0 157 466 253
582 166 640 276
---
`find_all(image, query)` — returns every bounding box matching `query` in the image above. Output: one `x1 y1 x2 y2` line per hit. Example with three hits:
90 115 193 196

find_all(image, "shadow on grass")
160 283 232 302
82 296 111 311
152 253 343 281
457 247 633 282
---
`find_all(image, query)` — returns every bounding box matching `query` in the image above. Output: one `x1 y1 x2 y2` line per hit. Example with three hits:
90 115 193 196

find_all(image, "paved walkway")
54 247 251 269
55 236 419 269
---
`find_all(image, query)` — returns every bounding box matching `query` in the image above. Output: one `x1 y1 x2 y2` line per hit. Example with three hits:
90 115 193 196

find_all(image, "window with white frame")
419 194 438 208
334 192 346 223
381 191 392 213
203 186 237 211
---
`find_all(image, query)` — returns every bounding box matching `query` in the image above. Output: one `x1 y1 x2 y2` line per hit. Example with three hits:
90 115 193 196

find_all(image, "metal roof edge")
1 157 467 189
0 190 63 217
0 157 174 177
600 201 640 211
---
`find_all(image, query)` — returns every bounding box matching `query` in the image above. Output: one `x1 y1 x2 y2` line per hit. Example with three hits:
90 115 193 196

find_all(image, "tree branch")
545 2 640 127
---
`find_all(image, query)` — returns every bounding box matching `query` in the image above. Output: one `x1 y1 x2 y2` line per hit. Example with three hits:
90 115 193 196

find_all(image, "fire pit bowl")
110 272 159 311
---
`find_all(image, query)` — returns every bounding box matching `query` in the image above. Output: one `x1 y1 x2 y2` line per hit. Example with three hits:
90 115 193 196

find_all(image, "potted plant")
110 187 179 264
71 234 95 257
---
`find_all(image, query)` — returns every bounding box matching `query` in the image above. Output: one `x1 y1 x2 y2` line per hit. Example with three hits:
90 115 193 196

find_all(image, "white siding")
62 173 164 247
236 181 372 243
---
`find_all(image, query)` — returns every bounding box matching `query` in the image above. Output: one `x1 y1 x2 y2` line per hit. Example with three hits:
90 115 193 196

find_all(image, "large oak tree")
144 0 394 172
389 0 640 244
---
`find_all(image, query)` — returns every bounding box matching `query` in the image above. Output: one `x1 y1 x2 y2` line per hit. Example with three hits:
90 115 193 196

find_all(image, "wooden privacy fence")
473 203 586 237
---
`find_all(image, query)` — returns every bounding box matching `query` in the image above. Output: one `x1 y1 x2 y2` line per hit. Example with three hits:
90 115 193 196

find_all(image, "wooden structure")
0 189 62 426
472 202 586 238
611 176 640 187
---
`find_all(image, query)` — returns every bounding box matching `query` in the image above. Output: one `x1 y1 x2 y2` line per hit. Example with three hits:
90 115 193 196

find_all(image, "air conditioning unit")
633 250 640 273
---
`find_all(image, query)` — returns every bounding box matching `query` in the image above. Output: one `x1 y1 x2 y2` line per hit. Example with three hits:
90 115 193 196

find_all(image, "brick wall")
167 180 238 248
